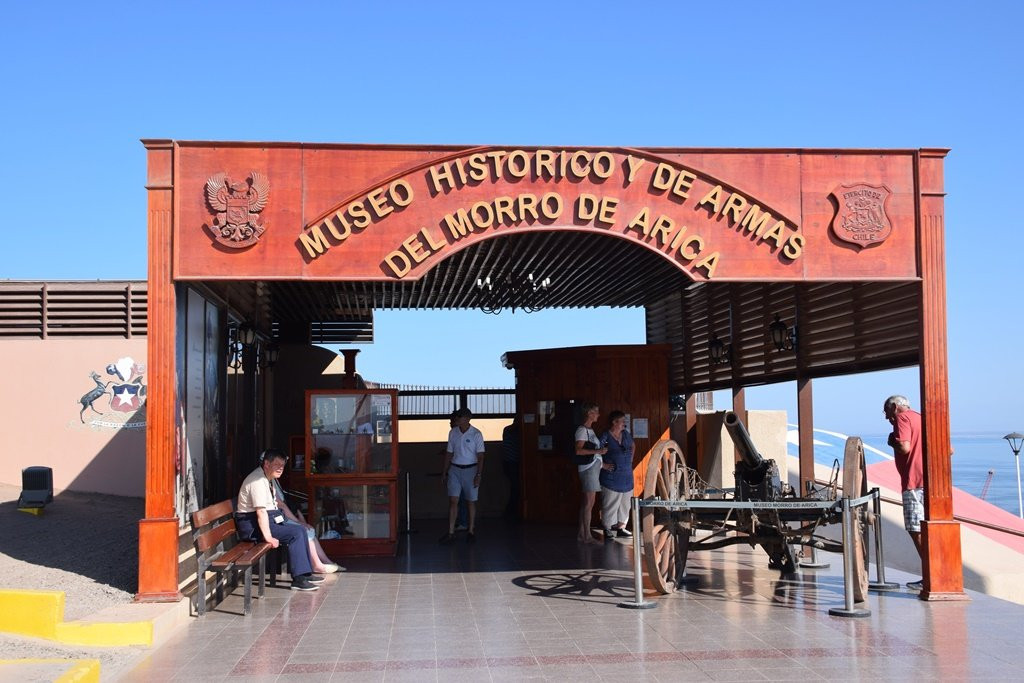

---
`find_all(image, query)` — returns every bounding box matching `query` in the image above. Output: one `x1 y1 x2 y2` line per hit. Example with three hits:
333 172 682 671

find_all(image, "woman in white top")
575 402 610 544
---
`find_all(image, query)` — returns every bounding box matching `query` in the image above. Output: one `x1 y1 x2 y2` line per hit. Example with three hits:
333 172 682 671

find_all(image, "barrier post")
829 496 870 618
617 497 656 609
868 488 899 591
800 544 831 570
400 470 417 535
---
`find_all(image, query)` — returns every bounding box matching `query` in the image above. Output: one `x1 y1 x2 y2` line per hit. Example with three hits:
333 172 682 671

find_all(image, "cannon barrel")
723 411 764 469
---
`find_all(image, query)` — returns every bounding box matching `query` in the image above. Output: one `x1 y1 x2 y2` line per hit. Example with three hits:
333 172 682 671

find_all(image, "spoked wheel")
641 439 691 594
842 437 870 602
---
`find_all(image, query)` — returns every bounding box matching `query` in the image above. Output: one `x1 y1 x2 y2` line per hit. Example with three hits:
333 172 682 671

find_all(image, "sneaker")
466 532 476 544
315 563 340 574
603 529 615 541
454 523 468 532
439 532 455 545
616 528 633 538
305 574 325 583
906 579 924 590
291 577 319 591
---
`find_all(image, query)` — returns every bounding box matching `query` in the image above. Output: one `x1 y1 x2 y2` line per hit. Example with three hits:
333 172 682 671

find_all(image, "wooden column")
136 140 182 602
916 148 966 601
797 377 815 497
684 394 698 470
731 386 746 463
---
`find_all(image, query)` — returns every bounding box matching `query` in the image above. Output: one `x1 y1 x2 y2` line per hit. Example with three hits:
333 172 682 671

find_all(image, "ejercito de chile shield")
829 183 893 248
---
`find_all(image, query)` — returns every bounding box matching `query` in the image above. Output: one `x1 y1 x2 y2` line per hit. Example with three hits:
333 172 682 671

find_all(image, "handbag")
571 440 601 466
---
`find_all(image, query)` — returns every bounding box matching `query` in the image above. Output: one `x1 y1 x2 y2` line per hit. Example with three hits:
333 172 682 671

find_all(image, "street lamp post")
1002 432 1024 519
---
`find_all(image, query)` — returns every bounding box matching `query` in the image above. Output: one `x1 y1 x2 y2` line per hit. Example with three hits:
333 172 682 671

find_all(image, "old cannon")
641 411 870 600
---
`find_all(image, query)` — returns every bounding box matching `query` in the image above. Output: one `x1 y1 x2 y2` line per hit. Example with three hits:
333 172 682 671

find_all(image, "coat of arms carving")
830 183 892 248
204 171 270 249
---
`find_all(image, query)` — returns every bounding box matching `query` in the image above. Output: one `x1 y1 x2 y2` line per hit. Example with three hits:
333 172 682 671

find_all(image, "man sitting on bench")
235 449 322 592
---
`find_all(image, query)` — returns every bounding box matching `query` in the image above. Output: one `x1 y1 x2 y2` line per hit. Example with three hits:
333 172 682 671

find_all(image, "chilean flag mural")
111 383 142 412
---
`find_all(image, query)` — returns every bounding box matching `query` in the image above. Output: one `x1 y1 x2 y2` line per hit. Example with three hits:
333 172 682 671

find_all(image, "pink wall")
0 338 147 496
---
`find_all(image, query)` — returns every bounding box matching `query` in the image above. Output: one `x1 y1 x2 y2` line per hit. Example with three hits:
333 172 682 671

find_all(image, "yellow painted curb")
55 659 101 683
0 589 63 639
55 619 153 647
0 590 153 647
0 658 100 683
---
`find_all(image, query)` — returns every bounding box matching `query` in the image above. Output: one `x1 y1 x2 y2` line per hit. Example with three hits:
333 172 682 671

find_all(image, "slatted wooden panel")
644 288 686 388
309 320 373 344
760 282 799 379
201 231 692 329
0 284 44 337
800 281 920 376
731 283 769 381
47 287 131 337
705 284 734 387
0 281 147 338
651 281 919 394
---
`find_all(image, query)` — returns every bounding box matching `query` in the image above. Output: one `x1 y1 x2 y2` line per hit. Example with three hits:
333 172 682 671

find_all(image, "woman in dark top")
599 410 635 540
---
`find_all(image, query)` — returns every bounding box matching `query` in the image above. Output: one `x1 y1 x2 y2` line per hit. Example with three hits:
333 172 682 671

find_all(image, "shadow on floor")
0 487 141 594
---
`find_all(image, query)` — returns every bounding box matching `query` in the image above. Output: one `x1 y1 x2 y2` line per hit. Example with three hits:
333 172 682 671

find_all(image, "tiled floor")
125 519 1023 681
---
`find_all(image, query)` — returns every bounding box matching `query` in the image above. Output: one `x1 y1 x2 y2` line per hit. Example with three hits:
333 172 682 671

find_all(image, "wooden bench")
191 500 273 616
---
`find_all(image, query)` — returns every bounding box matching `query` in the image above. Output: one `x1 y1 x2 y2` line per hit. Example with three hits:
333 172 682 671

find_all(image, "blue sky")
1 2 1020 436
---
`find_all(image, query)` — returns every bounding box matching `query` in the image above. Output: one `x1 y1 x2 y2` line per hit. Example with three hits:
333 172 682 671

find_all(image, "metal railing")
371 385 516 419
816 478 1024 539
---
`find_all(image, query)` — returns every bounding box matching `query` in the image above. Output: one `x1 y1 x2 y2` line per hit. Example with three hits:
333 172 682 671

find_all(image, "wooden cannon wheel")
842 436 870 603
641 439 691 594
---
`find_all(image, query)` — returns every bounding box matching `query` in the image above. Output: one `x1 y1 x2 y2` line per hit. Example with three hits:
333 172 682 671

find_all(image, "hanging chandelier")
476 272 551 314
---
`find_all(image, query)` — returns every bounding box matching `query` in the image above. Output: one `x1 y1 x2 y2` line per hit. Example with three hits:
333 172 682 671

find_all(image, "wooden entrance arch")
140 141 962 602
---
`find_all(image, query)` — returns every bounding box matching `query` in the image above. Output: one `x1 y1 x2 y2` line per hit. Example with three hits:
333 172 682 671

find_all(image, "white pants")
601 488 631 530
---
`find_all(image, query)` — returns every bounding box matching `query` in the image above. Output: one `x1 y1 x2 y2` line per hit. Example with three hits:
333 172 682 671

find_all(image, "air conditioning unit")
19 466 53 508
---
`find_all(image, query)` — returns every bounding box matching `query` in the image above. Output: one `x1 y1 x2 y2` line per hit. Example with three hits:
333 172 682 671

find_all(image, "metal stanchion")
800 544 831 569
400 470 417 535
829 497 870 618
868 488 898 591
617 497 656 609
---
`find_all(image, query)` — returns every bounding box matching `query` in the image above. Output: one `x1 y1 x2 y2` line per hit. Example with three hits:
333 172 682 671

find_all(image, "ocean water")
787 430 1024 518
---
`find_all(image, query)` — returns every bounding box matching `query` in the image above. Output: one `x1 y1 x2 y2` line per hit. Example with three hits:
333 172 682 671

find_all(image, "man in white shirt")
235 450 323 591
440 408 485 544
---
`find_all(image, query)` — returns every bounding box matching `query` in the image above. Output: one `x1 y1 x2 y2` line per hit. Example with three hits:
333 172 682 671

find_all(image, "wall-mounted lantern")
768 314 798 353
